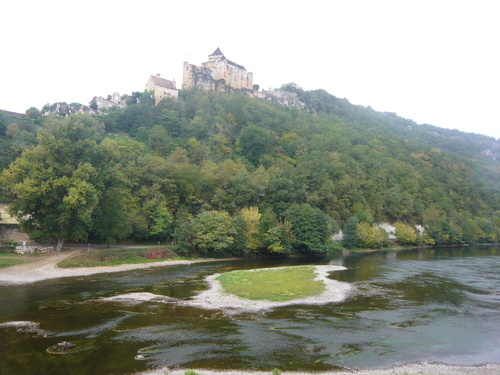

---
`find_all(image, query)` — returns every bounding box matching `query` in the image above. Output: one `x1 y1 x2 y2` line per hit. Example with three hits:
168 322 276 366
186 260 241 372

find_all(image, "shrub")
0 239 17 253
394 222 418 245
145 248 175 259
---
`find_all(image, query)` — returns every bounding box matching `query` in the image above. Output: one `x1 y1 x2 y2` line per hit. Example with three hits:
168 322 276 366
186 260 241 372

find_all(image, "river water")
1 246 500 375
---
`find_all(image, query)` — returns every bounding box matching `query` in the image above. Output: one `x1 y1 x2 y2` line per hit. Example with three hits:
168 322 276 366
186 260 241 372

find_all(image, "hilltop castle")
87 48 303 110
183 48 254 91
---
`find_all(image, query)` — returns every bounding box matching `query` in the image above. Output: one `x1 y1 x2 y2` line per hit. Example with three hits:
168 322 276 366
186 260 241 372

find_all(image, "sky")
1 0 499 139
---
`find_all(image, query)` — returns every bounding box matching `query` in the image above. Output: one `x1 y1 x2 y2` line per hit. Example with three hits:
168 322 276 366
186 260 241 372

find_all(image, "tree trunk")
54 238 65 252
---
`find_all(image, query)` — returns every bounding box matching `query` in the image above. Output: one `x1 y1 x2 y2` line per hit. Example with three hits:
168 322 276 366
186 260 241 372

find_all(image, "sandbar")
183 265 352 314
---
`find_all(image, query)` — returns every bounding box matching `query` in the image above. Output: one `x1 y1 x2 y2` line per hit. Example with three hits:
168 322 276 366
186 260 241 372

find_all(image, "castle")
88 48 303 110
183 48 254 91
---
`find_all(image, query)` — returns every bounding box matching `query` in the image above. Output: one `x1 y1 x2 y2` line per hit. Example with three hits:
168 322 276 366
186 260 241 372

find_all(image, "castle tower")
208 47 224 62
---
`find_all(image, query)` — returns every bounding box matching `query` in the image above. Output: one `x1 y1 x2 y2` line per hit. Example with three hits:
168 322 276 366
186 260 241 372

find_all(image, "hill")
1 86 499 252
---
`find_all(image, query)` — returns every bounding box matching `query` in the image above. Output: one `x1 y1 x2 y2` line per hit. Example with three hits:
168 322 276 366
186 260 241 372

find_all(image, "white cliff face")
375 223 397 239
332 230 343 241
415 224 425 235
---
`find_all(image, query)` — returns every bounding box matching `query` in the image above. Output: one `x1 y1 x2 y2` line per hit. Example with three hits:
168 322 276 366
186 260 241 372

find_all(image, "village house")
145 74 178 104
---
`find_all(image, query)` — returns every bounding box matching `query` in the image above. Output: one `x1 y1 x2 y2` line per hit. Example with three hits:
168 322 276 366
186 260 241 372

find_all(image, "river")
1 246 499 374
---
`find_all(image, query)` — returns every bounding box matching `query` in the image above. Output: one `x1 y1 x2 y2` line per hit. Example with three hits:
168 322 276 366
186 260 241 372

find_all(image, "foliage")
191 210 238 254
394 222 418 245
236 124 270 165
239 206 261 251
343 216 360 249
2 86 500 253
0 239 17 252
0 114 130 250
216 266 325 302
357 222 388 248
285 203 329 253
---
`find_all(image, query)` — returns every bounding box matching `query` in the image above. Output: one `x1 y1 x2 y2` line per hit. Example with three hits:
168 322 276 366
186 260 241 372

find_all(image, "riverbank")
137 362 500 375
0 248 232 285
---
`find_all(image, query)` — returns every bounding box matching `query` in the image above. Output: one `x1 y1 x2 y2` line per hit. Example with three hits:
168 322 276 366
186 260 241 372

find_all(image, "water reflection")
1 246 500 374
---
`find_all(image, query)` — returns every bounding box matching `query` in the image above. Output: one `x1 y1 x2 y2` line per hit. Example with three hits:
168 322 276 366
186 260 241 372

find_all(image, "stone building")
145 74 178 104
89 93 127 111
183 48 253 91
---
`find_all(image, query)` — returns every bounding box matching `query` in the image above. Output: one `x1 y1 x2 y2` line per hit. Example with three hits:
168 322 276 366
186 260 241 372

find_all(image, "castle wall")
184 50 253 91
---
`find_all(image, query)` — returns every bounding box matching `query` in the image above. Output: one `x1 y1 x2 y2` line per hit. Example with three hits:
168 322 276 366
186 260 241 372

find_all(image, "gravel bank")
183 265 352 314
137 362 500 375
0 249 232 285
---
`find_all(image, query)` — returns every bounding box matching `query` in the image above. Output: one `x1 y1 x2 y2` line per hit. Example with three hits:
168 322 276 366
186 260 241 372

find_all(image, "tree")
258 207 294 254
394 222 418 245
236 124 270 165
343 216 360 249
0 114 110 251
239 206 262 252
191 210 237 254
357 222 388 248
285 203 330 253
0 111 13 136
153 108 181 138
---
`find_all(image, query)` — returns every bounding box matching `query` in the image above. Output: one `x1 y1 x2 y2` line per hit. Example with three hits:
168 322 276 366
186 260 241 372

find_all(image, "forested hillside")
1 85 499 253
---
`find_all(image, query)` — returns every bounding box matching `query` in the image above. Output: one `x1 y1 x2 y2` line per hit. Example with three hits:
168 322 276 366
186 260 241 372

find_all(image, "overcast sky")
1 0 499 139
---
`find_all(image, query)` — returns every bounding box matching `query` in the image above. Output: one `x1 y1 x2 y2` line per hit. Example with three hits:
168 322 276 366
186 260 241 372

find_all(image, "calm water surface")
1 246 500 374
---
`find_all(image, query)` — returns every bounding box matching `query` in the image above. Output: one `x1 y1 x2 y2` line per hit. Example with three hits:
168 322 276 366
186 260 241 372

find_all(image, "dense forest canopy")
1 85 499 253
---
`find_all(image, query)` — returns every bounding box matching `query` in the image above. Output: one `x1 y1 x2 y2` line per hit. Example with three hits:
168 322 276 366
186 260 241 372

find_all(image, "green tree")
236 124 270 165
0 114 111 251
191 210 237 254
357 222 387 248
258 208 294 254
240 206 262 251
394 222 418 245
343 216 360 249
285 203 330 253
153 108 181 138
148 125 171 155
0 111 13 136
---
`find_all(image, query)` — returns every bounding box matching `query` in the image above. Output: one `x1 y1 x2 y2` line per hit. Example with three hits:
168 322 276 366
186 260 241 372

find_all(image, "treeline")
1 86 499 253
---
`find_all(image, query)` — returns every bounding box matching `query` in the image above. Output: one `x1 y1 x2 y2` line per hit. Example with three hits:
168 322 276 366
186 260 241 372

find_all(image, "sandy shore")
0 249 218 285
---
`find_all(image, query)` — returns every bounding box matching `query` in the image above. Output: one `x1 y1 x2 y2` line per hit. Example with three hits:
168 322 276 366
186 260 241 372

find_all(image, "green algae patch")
216 266 325 302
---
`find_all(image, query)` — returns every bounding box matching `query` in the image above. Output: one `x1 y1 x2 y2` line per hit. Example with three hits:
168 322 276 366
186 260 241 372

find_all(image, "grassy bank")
0 253 30 269
216 266 325 302
57 247 183 268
